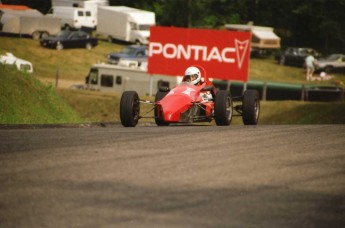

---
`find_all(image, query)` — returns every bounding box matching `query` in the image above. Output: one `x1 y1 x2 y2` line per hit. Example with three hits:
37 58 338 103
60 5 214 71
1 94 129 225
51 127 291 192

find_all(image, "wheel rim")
132 98 140 122
226 97 232 121
254 98 259 120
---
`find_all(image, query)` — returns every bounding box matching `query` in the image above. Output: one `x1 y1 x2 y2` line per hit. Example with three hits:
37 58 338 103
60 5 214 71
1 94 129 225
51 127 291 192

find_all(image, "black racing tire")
242 90 260 125
154 91 169 126
214 90 233 126
120 91 140 127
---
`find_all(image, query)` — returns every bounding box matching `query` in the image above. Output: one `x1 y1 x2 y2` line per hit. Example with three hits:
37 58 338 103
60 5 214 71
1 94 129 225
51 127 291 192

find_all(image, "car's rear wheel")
56 42 63 50
214 90 233 126
40 32 49 39
154 91 169 126
280 56 286 65
32 31 41 40
120 91 140 127
63 24 71 30
242 90 260 125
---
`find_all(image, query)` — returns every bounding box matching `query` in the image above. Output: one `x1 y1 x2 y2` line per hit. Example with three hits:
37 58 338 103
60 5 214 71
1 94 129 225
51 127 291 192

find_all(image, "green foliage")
0 64 83 124
5 0 345 52
108 0 345 53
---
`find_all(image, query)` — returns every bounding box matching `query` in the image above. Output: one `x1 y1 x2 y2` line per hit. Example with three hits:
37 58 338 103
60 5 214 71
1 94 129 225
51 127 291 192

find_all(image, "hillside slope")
0 64 83 124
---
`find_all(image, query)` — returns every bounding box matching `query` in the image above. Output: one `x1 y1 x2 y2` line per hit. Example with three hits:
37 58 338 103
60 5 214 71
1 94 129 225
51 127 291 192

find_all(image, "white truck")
51 0 108 25
0 9 61 39
85 62 180 96
97 6 155 45
48 6 97 29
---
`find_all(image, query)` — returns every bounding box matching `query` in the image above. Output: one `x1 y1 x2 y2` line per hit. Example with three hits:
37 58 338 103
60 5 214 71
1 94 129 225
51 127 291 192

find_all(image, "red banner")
148 26 251 82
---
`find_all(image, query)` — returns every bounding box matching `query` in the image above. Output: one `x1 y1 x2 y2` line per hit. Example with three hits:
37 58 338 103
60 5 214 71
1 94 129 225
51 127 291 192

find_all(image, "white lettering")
207 47 222 62
222 47 236 63
177 45 190 59
149 42 162 57
149 43 237 63
163 43 176 59
190 45 205 61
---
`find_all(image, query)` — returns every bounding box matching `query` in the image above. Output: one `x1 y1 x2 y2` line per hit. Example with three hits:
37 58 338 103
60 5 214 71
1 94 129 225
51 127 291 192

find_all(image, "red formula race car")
119 66 260 127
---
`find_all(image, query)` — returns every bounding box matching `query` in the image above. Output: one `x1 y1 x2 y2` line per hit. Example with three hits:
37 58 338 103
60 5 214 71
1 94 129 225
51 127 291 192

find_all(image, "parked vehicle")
0 52 33 73
97 6 155 45
40 30 98 50
107 45 148 64
0 8 61 39
51 0 108 17
275 47 321 67
85 62 180 96
315 54 345 73
48 6 96 29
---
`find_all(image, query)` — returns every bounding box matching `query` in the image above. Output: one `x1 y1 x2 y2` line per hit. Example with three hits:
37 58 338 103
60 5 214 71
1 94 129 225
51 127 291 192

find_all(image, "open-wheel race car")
119 66 260 127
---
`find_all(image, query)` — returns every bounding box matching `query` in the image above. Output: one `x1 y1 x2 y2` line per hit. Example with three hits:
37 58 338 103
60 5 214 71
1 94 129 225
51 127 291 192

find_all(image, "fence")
213 80 345 102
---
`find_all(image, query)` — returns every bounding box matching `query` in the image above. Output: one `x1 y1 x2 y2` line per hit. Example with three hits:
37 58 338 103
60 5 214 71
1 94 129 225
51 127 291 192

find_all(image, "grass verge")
0 64 83 124
58 88 345 125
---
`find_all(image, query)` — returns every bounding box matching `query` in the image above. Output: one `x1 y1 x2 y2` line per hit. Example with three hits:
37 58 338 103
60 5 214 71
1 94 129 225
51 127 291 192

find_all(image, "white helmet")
183 66 201 85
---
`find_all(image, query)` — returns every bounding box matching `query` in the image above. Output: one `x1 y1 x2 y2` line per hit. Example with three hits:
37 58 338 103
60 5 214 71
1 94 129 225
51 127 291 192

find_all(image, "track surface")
1 125 345 227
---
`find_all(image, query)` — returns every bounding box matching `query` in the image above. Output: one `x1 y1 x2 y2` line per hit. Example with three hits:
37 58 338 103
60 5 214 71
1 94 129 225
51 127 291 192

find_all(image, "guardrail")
213 80 345 102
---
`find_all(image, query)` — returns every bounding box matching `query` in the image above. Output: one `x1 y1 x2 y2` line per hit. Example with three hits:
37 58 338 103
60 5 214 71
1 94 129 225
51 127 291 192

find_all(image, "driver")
182 66 202 85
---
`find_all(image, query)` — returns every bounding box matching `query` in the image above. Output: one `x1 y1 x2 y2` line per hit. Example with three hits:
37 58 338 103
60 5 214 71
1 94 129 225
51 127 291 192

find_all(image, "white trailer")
0 9 61 39
97 6 155 45
85 63 181 96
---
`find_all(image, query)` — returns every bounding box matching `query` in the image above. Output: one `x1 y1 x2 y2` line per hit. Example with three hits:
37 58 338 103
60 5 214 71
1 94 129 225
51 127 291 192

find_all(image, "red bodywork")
156 65 216 123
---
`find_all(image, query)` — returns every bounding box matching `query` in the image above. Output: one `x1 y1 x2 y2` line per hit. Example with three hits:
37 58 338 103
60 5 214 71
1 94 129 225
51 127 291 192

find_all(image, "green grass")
0 64 82 124
1 36 345 125
57 88 345 125
0 36 122 82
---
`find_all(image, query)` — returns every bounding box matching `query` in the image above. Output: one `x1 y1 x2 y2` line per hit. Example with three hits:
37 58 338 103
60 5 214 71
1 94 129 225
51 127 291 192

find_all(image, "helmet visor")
184 74 198 82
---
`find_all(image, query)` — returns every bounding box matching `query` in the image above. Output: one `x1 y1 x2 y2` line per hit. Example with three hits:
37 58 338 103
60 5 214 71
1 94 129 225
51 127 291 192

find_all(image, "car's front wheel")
242 90 260 125
214 90 233 126
120 91 140 127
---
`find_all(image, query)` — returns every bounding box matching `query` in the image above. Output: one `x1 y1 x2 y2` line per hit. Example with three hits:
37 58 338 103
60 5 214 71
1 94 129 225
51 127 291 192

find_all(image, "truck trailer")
85 62 180 96
96 6 155 45
0 8 61 39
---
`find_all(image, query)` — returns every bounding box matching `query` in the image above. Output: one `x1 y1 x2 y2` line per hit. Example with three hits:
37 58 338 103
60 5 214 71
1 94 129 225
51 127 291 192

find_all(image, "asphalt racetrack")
1 124 345 227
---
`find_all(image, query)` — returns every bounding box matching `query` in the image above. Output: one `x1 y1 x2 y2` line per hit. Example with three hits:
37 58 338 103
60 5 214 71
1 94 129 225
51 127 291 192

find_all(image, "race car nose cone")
159 95 192 122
